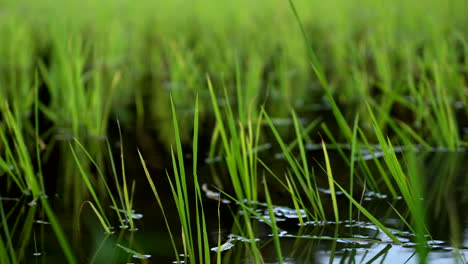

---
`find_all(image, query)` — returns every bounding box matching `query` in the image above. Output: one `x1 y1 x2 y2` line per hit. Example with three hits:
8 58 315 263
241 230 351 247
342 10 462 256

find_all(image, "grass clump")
0 0 467 262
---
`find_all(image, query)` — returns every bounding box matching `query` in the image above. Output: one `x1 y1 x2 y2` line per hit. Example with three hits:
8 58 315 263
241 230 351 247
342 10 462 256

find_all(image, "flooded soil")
2 123 467 263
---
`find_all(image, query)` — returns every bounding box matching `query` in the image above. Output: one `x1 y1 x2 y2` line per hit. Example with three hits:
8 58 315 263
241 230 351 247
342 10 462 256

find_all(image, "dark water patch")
2 118 468 263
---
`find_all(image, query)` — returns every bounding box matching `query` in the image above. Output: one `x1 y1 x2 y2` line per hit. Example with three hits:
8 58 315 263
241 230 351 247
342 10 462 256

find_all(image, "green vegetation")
1 0 467 262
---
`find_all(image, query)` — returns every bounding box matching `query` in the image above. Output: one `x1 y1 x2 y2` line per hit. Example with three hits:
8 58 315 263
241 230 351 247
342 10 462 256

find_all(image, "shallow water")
2 141 467 263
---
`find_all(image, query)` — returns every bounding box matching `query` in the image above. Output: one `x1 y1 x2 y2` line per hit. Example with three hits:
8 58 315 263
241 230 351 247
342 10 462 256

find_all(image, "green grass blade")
69 143 111 230
80 201 111 234
321 140 339 223
137 149 179 262
264 179 283 263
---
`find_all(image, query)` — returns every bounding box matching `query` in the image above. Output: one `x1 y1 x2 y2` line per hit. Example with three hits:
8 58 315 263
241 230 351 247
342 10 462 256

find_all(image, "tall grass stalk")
321 140 339 223
69 144 112 232
139 95 212 263
368 106 428 260
138 150 179 262
117 121 135 230
263 110 325 221
168 95 194 262
191 97 212 264
71 138 125 226
257 159 308 225
331 180 401 243
0 0 467 262
206 80 264 261
79 201 111 234
207 77 261 202
0 101 42 197
348 115 359 221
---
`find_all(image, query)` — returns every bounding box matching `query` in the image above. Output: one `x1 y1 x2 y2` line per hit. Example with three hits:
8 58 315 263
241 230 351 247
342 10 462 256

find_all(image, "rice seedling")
115 122 136 231
71 138 126 227
138 151 179 260
69 145 112 233
321 140 339 223
139 95 213 263
0 101 43 198
263 110 325 222
207 77 262 203
0 0 467 262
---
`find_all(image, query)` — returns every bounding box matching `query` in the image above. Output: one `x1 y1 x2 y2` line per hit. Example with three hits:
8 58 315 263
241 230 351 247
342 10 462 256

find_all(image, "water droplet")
132 254 151 259
428 240 445 245
211 241 235 252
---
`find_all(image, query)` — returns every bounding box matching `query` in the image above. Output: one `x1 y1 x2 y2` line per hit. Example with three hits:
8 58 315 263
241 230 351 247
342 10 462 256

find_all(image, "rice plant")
0 0 467 262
